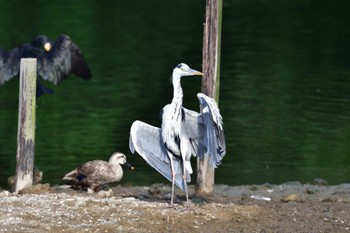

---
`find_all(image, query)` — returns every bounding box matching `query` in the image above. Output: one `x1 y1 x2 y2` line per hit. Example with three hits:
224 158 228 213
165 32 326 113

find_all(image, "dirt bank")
0 182 349 232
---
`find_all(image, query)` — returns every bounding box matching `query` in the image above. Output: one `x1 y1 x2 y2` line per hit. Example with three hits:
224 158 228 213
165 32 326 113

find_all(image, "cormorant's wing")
38 34 92 85
0 47 20 85
182 93 226 168
0 46 54 97
129 120 190 191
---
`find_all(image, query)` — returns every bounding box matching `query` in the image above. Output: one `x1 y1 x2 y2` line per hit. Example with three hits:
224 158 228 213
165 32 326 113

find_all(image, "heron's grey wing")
197 93 226 167
182 93 226 168
181 108 207 159
38 34 91 85
129 120 189 191
0 48 20 85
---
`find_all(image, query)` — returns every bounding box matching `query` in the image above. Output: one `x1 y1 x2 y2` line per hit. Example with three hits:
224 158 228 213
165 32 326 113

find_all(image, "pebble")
19 183 51 194
281 194 299 202
313 178 328 186
0 191 10 197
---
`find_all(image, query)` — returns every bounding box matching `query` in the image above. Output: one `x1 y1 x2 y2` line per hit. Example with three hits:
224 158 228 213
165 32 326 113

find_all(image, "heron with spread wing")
129 63 226 204
0 34 91 97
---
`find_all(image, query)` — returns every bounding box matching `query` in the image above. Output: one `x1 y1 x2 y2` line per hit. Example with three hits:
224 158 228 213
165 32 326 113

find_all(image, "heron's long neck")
171 73 183 119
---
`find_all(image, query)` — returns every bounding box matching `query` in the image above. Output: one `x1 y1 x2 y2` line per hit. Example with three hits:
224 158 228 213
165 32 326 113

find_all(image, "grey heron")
63 152 134 192
129 63 226 204
0 34 92 97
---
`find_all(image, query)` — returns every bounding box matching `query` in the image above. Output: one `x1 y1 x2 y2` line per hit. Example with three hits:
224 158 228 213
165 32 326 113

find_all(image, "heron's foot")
167 195 181 208
166 202 177 209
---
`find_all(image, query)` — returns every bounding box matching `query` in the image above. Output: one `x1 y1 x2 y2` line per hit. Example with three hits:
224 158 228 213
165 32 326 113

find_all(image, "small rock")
322 197 337 203
251 195 271 201
147 183 171 200
283 181 302 186
0 191 11 197
95 189 114 198
313 178 328 186
281 194 299 202
19 183 51 194
191 196 207 205
306 188 318 194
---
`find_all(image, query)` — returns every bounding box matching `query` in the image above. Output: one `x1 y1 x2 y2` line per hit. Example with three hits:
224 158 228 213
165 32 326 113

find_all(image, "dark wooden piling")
196 0 223 197
15 58 37 194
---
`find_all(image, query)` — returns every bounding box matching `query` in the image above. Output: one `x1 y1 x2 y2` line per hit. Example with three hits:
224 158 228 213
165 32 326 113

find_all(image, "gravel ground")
0 182 349 232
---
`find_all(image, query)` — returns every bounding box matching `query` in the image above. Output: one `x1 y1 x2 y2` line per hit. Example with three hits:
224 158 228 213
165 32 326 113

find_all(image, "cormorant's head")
31 35 52 52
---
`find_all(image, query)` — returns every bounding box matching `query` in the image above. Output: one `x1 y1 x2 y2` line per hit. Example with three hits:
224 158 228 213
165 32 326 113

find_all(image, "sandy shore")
0 182 349 232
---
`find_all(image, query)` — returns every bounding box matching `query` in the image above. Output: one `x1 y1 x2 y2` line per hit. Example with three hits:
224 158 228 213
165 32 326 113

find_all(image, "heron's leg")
168 153 176 205
180 140 190 203
182 161 189 202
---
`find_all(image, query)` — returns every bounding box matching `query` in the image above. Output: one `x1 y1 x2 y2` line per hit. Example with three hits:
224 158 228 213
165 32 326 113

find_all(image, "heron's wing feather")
197 93 226 168
181 108 207 158
39 34 91 85
181 94 226 168
0 48 20 85
129 120 189 191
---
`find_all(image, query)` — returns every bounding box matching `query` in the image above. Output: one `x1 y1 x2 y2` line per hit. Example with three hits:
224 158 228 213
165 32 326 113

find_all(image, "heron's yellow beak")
194 71 204 76
44 42 51 52
189 68 204 76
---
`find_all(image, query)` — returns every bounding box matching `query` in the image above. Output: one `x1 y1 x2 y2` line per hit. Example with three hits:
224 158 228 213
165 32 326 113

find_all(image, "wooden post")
15 58 37 194
196 0 223 197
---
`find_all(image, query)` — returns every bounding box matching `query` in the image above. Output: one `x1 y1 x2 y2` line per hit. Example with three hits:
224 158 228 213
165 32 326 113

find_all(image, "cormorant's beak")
123 162 134 170
188 68 204 76
44 42 51 52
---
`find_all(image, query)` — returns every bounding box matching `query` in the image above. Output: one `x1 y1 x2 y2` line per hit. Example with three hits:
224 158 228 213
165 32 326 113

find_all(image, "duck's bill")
124 162 134 170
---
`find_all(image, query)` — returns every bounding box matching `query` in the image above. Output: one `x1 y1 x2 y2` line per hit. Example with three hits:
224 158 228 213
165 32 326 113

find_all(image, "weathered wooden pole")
196 0 223 197
15 58 37 194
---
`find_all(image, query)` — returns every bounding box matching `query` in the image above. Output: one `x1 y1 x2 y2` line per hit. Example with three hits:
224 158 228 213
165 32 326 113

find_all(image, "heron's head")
109 152 134 170
173 63 204 77
31 35 52 52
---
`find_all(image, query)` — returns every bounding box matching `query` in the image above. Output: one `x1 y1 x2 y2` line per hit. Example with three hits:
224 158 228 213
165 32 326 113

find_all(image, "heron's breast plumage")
161 104 182 156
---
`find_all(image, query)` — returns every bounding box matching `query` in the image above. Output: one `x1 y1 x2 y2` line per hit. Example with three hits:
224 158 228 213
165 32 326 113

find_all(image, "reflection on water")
0 0 350 189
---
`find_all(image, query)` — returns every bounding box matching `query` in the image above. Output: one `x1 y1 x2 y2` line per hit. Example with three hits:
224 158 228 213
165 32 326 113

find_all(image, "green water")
0 0 350 189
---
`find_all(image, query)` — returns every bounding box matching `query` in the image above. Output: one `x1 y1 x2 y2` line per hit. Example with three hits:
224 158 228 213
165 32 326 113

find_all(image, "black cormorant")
0 34 92 97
